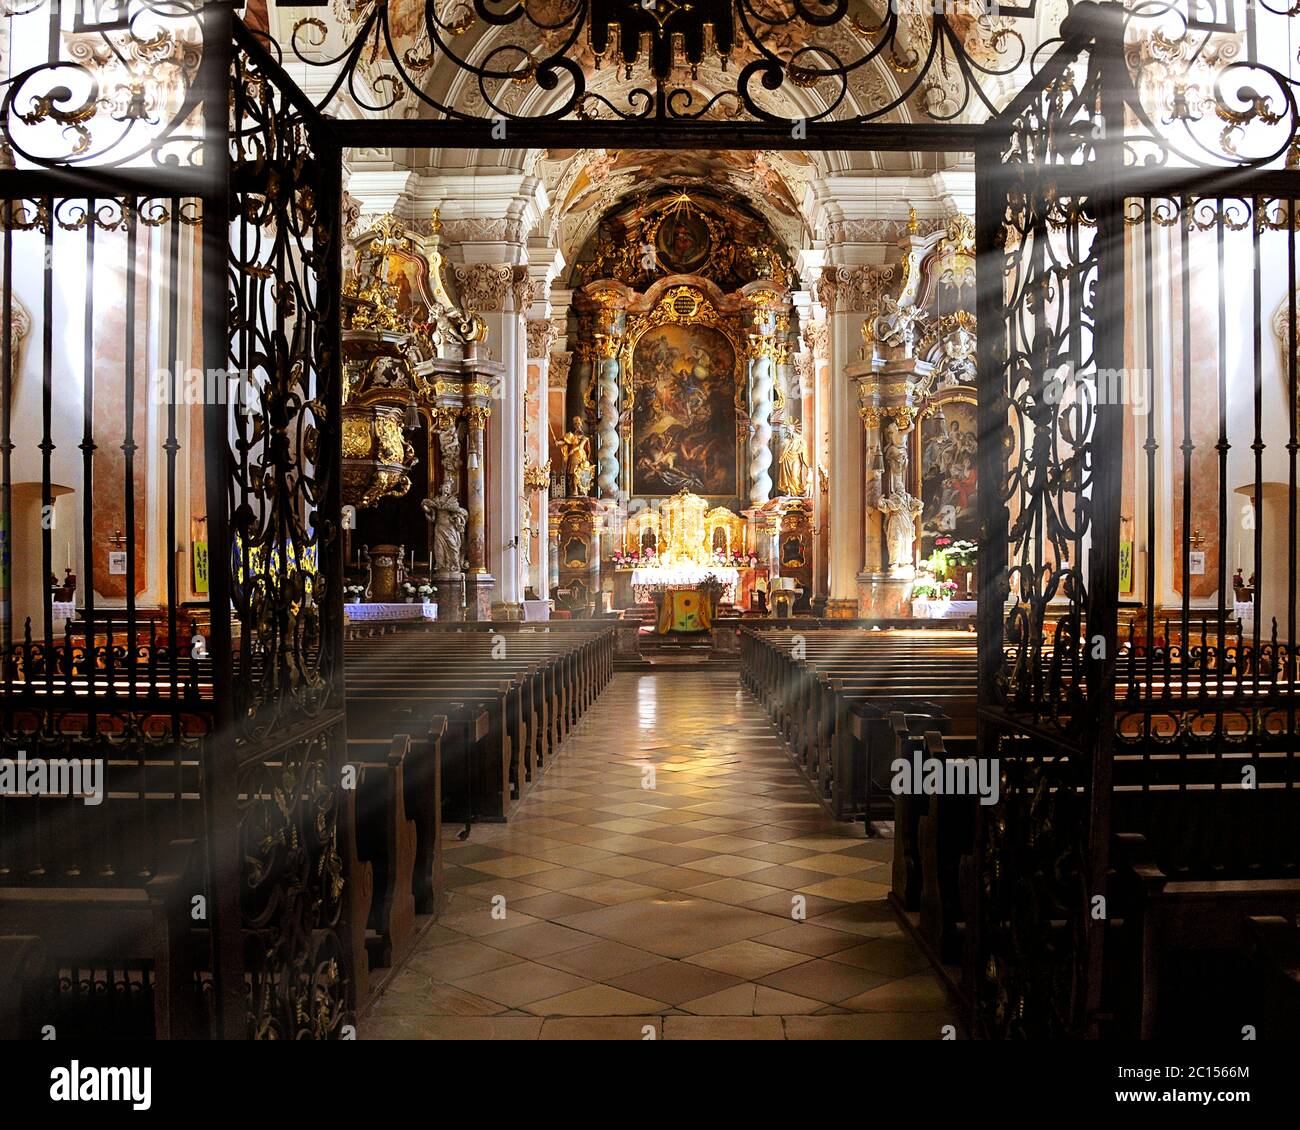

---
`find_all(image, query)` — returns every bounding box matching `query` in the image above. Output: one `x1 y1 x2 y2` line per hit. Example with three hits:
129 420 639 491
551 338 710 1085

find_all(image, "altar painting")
919 398 979 556
632 323 738 497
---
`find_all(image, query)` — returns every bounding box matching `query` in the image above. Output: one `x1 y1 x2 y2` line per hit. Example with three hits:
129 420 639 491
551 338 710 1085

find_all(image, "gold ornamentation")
464 404 492 429
524 457 552 493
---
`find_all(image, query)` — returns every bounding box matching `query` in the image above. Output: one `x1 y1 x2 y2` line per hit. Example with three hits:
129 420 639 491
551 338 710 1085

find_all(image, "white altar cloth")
344 600 437 622
911 598 977 620
631 565 739 603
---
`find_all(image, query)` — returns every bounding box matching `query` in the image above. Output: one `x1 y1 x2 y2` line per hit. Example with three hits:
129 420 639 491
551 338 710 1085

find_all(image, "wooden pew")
740 626 978 820
0 838 200 1039
0 934 47 1039
350 734 418 969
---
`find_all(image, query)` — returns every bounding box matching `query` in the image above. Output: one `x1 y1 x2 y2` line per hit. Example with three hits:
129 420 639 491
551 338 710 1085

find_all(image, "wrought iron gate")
974 3 1300 1037
1 0 1296 1039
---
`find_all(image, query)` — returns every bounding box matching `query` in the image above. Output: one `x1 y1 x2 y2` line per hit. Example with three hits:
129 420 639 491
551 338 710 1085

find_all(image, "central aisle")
364 671 958 1039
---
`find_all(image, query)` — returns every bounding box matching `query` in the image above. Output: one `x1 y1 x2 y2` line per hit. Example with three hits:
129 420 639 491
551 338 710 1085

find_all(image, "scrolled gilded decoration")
526 318 555 359
509 266 535 313
549 351 573 387
801 319 829 361
453 263 514 313
814 265 894 316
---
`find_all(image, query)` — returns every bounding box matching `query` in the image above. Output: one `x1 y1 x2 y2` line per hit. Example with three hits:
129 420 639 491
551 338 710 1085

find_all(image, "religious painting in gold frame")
627 288 745 501
918 393 979 558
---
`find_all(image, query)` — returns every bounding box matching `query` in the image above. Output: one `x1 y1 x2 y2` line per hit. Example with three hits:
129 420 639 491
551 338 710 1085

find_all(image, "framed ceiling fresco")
631 320 742 499
918 395 979 557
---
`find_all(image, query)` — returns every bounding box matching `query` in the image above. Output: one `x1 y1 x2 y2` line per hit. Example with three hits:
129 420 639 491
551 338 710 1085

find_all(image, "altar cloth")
344 600 437 622
631 565 738 604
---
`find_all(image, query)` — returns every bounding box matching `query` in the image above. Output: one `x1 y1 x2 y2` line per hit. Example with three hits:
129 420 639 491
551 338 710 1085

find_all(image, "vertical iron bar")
199 1 243 1041
1080 6 1126 1037
1178 201 1191 769
165 202 182 733
1215 200 1228 764
123 201 139 707
41 208 53 676
82 203 98 744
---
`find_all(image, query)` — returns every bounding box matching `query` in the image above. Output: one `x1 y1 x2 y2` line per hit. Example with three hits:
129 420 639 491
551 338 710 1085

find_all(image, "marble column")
525 315 554 601
463 404 496 623
747 326 777 508
594 329 623 500
817 266 887 617
800 312 830 611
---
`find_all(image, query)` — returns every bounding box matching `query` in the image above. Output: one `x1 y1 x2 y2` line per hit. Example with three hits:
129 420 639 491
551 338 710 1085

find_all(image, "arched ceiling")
541 149 816 265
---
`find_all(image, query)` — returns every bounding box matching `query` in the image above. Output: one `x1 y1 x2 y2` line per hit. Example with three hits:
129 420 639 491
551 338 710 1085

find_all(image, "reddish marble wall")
90 228 151 599
1168 234 1222 601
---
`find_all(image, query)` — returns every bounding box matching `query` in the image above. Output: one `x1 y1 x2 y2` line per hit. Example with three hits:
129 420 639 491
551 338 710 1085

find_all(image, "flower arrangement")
612 547 655 568
946 539 978 566
417 583 434 599
911 575 959 601
344 584 365 603
401 581 418 602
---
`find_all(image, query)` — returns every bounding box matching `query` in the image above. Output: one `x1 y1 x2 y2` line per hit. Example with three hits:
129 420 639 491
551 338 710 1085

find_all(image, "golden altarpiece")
548 189 815 618
847 212 979 619
548 191 976 622
340 211 503 620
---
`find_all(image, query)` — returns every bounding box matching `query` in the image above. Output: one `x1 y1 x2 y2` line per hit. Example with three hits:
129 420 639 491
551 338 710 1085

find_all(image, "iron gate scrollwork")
973 4 1128 1039
226 33 353 1039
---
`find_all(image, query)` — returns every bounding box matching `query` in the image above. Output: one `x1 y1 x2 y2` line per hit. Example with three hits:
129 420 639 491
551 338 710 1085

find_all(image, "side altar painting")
919 399 979 557
631 323 739 498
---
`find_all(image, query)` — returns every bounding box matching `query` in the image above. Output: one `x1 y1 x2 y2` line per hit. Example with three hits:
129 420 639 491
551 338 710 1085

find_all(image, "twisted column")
594 333 621 498
747 334 776 507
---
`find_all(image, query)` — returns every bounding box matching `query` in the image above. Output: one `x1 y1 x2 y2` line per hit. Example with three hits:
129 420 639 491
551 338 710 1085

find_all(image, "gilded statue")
422 480 467 576
776 421 811 497
558 415 595 496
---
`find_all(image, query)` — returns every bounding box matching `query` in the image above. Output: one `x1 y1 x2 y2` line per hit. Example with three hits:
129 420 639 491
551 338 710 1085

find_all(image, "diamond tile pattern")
362 671 959 1040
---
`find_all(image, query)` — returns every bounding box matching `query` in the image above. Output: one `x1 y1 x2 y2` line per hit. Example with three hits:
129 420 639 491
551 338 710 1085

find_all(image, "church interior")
0 0 1298 1057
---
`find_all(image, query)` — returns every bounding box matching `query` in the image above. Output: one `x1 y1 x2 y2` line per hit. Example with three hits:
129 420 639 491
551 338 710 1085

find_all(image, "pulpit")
770 576 802 618
363 543 405 602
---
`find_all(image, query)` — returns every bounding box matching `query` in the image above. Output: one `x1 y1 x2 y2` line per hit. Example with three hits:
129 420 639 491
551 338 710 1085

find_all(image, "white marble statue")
422 480 467 576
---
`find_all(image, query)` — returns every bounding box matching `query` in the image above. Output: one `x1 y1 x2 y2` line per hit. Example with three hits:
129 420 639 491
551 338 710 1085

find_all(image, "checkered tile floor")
362 671 960 1039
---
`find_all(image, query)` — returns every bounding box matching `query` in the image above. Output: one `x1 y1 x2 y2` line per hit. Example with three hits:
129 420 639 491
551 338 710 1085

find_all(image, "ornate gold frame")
620 284 747 502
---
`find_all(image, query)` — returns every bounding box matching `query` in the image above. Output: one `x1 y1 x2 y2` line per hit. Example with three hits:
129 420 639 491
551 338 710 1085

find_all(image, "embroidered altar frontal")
656 588 712 634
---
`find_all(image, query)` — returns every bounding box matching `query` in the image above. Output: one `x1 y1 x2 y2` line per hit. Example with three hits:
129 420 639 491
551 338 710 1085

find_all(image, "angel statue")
422 480 468 577
777 421 811 497
558 415 595 496
875 294 928 358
